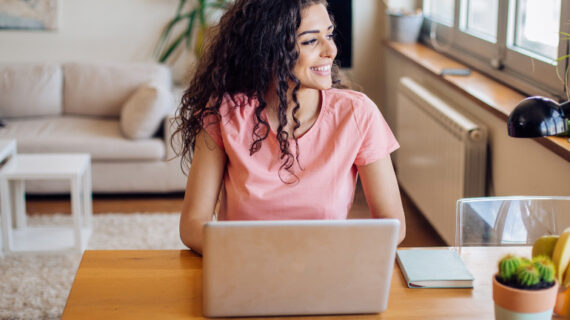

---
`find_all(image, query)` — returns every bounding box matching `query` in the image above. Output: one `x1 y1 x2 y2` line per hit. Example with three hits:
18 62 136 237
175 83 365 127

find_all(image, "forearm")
358 156 406 244
178 130 227 255
368 202 406 244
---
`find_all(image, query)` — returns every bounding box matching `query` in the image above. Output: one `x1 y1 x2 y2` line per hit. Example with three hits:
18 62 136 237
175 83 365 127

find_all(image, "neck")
264 84 321 136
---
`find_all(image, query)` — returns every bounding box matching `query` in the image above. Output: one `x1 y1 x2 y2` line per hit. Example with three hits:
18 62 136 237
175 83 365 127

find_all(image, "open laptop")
202 219 400 317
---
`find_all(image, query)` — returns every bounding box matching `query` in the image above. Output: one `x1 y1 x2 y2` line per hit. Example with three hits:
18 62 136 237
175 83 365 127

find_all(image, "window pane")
513 0 561 60
425 0 455 26
465 0 498 40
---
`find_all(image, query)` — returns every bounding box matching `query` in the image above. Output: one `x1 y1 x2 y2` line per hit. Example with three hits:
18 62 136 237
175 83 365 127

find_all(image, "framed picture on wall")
0 0 60 31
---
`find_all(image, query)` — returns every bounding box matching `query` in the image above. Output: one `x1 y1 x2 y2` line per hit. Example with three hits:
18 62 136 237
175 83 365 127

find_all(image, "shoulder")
323 88 380 130
219 92 258 114
324 88 378 114
215 92 259 137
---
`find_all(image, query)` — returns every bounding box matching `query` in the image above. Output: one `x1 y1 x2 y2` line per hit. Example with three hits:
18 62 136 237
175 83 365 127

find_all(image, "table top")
62 247 531 319
0 153 90 179
0 139 16 163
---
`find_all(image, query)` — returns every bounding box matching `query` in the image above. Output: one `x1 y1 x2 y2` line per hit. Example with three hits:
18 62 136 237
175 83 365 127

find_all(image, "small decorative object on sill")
385 5 423 44
493 254 558 320
508 96 570 140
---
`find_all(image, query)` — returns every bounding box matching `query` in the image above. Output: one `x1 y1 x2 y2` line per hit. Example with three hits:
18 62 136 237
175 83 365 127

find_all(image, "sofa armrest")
164 111 182 161
164 86 185 161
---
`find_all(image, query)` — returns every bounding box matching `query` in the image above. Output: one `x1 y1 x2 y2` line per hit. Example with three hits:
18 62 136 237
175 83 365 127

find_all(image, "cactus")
498 254 522 282
497 254 556 289
533 255 556 283
516 264 541 287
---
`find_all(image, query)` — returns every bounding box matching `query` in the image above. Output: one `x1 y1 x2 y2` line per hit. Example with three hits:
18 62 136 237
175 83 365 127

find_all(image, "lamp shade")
507 96 568 137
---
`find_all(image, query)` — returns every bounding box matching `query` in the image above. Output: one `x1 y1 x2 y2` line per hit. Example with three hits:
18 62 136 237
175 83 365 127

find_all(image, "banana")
532 235 559 258
552 227 570 282
564 259 570 287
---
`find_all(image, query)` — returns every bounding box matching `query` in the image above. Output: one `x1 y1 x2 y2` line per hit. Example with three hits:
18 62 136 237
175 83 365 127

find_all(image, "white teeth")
311 65 331 72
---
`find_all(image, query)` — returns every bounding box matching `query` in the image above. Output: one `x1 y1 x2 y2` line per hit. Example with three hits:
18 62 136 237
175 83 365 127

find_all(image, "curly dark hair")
174 0 342 181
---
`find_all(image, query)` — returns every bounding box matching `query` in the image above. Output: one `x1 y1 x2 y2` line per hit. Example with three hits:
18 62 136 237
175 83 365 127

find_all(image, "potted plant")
493 254 559 320
154 0 231 83
555 33 569 102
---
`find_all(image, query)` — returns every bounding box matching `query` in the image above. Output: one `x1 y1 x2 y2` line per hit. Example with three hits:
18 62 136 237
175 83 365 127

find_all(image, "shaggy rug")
0 213 185 320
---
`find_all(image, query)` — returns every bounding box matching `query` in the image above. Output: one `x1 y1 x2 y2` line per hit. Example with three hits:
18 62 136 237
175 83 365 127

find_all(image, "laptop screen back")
202 219 400 317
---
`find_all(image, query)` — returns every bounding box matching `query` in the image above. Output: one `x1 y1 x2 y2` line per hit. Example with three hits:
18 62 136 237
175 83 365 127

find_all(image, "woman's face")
293 4 337 91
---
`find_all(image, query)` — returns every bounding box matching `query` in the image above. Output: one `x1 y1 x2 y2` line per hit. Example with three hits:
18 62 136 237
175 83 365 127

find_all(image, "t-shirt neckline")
262 89 326 141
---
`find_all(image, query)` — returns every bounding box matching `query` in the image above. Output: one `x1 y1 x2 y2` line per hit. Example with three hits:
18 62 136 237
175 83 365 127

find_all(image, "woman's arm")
357 156 406 244
179 130 227 254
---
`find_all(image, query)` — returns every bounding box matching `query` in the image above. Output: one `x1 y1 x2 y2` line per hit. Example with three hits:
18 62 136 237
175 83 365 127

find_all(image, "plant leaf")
185 11 197 50
154 12 195 60
175 0 188 17
198 0 207 27
159 31 187 63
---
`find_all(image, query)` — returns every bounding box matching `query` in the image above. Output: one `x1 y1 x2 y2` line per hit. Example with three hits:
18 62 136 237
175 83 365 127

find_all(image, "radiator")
395 77 487 244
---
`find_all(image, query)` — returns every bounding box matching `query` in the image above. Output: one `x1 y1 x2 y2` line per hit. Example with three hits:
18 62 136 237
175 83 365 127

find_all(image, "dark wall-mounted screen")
328 0 352 68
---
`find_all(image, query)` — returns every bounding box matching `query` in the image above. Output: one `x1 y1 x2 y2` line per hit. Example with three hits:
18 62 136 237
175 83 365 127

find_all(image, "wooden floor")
25 184 445 247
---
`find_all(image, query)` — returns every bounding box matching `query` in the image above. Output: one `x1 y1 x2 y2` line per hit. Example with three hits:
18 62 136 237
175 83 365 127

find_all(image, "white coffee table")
0 153 92 254
0 140 16 164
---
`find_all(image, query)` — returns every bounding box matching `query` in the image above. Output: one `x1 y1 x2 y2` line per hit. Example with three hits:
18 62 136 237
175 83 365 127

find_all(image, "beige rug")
0 213 185 320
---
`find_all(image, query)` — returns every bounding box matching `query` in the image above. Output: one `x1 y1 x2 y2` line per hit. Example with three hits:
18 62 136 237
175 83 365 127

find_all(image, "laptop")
202 219 400 317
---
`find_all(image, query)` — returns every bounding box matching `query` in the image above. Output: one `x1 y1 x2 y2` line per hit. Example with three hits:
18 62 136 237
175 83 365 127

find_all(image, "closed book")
396 249 474 288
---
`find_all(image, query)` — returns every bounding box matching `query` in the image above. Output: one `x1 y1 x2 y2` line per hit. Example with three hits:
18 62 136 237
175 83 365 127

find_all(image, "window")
510 0 561 61
462 0 498 41
424 0 455 26
423 0 570 100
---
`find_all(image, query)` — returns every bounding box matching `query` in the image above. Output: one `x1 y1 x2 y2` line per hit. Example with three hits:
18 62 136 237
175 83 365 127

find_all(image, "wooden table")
62 247 531 319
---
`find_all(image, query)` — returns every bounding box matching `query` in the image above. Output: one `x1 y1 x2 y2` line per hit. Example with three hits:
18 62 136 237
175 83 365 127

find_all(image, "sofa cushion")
63 62 172 118
120 82 172 139
0 116 165 161
0 64 62 118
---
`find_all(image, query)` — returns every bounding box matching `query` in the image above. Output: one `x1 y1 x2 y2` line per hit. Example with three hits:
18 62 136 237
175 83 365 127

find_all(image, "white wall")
1 0 460 139
349 0 386 107
0 0 388 106
0 0 178 63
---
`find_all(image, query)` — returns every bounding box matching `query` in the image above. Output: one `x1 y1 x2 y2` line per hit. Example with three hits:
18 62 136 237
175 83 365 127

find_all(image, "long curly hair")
174 0 342 181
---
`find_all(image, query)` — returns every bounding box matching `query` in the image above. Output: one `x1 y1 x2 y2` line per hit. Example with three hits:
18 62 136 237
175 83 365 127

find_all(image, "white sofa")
0 62 187 194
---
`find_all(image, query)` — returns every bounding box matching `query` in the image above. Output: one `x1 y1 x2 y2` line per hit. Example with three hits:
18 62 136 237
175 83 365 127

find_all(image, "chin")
303 81 333 91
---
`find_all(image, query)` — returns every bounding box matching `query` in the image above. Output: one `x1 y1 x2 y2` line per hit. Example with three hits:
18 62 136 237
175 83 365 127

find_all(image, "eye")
326 32 336 40
301 39 317 46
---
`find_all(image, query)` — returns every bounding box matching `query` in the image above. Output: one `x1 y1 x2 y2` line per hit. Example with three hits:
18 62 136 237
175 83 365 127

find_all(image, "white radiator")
395 77 487 244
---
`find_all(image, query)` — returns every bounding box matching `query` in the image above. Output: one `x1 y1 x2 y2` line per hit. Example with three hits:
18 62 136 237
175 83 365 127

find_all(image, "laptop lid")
202 219 400 317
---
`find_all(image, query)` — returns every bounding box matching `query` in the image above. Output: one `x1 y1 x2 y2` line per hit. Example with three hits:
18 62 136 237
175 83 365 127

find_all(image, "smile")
310 65 331 72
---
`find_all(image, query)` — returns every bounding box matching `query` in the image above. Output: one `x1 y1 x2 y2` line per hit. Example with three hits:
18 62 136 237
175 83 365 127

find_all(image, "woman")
176 0 406 254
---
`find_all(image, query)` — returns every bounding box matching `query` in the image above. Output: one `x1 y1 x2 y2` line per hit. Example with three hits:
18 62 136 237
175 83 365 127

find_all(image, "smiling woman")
174 0 406 254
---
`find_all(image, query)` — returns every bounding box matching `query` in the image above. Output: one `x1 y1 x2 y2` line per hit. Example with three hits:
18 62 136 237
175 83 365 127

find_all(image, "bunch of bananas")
532 230 570 316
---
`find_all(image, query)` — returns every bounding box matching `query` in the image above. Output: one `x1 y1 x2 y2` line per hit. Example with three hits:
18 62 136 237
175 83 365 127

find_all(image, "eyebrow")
298 25 333 37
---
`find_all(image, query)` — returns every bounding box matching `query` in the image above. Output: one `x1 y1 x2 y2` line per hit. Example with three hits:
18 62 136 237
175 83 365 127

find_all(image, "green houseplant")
154 0 231 63
556 33 569 102
493 254 559 320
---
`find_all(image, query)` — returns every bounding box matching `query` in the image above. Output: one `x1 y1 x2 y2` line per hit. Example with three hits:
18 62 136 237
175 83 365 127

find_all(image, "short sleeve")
354 95 399 166
202 112 224 150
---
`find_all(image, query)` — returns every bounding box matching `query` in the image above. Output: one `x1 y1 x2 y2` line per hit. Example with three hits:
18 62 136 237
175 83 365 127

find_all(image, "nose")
321 38 337 59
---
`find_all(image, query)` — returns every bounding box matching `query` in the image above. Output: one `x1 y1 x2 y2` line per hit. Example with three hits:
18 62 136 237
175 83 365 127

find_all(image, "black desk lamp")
507 96 570 137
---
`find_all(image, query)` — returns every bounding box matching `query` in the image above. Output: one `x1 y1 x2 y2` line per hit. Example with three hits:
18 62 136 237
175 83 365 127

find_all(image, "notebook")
202 219 400 317
396 249 474 288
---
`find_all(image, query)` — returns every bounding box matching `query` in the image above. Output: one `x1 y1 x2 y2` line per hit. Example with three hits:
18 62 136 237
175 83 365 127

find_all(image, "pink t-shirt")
204 88 399 220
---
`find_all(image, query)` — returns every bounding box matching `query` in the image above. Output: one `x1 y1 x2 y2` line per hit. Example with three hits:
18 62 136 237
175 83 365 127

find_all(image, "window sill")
385 41 570 162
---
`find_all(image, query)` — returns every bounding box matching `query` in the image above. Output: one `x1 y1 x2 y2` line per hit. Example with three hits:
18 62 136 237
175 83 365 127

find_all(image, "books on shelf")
396 249 474 288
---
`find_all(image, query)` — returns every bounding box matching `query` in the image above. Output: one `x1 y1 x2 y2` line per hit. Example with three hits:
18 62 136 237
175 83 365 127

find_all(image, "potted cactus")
493 254 559 320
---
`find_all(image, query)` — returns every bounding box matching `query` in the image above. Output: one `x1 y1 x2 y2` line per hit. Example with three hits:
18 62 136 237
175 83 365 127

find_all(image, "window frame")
421 0 570 101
